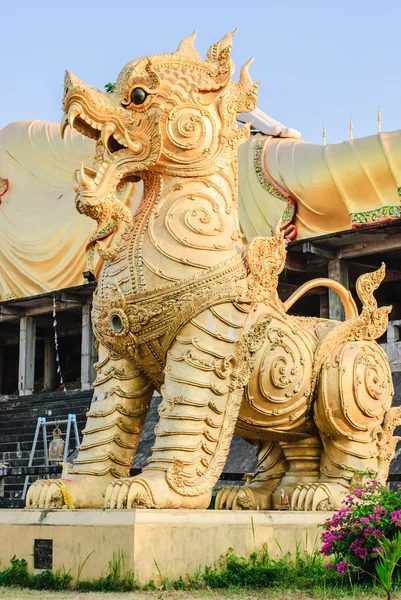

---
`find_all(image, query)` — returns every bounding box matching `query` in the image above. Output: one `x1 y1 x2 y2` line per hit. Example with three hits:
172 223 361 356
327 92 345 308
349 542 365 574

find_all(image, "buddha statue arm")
239 130 401 241
264 137 351 238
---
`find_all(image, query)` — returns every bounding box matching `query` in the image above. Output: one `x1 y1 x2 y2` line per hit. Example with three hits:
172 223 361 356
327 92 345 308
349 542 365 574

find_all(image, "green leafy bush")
0 556 71 590
202 546 284 588
170 544 342 591
375 532 401 600
31 568 72 590
0 556 30 587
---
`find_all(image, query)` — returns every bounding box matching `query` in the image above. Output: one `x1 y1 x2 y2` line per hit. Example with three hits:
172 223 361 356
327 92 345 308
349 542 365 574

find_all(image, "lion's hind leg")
216 440 287 510
292 340 393 511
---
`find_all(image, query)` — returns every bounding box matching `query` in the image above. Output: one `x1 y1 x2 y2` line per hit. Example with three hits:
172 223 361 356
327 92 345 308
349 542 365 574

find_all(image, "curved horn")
236 57 259 113
238 57 254 91
176 31 201 61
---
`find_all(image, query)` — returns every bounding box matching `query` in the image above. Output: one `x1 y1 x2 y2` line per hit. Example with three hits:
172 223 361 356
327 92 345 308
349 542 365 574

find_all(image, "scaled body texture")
27 32 400 511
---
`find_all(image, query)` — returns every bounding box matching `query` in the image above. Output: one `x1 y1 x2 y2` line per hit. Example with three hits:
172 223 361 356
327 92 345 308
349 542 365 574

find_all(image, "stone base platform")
0 509 330 585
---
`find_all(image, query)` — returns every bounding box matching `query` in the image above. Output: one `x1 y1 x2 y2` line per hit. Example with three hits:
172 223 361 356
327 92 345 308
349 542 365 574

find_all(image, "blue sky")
1 0 400 144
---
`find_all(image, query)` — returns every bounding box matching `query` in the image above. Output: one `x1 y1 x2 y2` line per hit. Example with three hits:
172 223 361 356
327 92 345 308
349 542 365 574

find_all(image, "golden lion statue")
26 32 401 511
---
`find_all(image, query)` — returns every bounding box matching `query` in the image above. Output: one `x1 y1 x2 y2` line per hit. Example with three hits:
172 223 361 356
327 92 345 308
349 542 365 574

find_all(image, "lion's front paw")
104 471 211 509
215 483 273 510
25 475 111 509
26 479 69 509
104 478 157 509
291 482 347 511
215 485 242 510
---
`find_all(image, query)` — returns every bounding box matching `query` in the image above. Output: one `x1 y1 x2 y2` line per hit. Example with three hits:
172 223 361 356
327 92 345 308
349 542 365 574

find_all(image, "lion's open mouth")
61 104 128 155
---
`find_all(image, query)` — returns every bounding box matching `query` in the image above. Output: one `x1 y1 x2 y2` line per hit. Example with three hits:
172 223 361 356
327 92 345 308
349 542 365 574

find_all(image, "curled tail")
309 264 391 404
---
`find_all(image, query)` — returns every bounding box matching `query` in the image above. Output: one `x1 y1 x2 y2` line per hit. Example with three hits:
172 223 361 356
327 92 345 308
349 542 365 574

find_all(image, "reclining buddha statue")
25 31 401 511
1 35 401 299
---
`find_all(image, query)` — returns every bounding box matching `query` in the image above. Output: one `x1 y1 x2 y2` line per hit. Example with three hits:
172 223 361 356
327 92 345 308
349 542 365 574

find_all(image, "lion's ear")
235 58 259 113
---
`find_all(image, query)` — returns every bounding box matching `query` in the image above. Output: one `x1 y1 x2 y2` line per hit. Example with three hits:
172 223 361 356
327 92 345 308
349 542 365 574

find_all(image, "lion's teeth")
101 124 116 148
68 104 81 128
60 114 69 139
114 132 126 145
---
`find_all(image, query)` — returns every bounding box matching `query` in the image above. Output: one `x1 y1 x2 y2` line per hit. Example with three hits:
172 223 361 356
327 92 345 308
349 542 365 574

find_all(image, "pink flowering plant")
321 479 401 579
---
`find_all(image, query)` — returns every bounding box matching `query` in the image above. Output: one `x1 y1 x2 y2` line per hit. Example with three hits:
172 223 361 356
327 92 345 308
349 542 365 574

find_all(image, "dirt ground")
0 588 399 600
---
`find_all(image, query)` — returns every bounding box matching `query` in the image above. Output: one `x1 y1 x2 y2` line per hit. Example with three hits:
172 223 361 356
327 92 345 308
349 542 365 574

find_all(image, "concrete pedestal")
0 509 330 585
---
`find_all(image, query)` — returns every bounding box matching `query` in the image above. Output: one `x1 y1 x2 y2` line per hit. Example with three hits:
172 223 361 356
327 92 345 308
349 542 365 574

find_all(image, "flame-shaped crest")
116 30 258 110
175 31 202 62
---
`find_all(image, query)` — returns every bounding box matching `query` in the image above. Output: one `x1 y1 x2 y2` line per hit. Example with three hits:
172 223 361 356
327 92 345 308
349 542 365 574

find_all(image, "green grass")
1 545 401 598
0 588 399 599
76 550 138 591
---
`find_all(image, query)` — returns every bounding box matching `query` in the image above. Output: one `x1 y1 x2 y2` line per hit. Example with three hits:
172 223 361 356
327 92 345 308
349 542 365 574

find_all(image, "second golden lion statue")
27 32 400 511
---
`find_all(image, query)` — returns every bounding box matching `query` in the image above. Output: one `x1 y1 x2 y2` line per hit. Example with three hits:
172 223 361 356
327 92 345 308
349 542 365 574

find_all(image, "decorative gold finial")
349 114 353 141
377 106 381 133
322 123 327 146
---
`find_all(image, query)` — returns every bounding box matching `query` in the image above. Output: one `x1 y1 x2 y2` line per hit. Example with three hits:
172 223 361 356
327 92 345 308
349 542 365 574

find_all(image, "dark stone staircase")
0 390 92 507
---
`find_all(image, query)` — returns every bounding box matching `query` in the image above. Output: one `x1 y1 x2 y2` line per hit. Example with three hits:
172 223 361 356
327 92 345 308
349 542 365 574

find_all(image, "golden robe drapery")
2 120 401 299
0 120 141 299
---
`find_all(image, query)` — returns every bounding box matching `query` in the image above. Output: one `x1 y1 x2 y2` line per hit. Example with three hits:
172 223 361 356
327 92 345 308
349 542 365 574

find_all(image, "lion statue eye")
130 88 148 105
